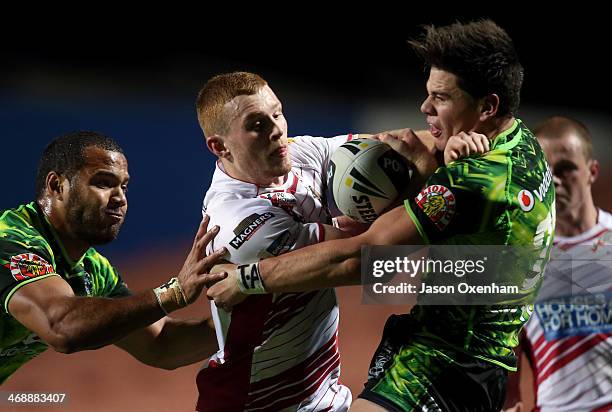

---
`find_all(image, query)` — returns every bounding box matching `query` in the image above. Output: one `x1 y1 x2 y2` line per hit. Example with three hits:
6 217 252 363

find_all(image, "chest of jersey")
257 169 331 224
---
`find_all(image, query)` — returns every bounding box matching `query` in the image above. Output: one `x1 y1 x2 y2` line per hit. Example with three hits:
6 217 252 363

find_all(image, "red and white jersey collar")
554 209 612 247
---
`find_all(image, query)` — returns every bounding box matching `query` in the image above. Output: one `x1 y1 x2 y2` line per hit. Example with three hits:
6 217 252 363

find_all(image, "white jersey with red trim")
523 209 612 412
197 135 353 412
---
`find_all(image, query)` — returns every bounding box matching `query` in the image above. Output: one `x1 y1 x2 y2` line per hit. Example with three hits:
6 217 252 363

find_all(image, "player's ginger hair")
196 72 267 137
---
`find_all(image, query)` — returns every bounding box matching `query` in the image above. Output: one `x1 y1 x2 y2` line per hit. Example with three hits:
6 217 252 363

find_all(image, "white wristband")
235 262 267 294
331 217 340 228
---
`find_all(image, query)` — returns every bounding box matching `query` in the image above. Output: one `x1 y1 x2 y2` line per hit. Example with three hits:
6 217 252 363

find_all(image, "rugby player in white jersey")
193 72 356 412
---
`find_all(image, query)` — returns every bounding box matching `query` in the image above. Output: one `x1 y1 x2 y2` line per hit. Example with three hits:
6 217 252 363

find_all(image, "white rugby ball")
328 138 413 223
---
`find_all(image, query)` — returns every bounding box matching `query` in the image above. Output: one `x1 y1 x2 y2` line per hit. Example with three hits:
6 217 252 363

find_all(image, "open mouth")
429 123 442 138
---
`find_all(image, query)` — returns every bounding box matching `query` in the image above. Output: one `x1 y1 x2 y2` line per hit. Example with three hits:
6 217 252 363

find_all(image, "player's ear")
588 158 599 184
206 135 230 159
479 93 500 122
45 172 66 200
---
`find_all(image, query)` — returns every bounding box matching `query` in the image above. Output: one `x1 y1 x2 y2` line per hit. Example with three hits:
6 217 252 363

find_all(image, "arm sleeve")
319 134 355 160
404 160 488 244
290 134 353 171
206 198 323 263
0 237 59 313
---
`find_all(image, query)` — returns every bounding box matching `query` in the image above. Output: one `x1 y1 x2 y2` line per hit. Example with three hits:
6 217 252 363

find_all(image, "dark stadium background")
2 13 610 411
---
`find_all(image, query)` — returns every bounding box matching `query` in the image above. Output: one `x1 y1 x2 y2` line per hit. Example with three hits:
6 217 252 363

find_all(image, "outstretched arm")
261 205 421 291
207 205 424 308
115 316 218 370
7 217 225 354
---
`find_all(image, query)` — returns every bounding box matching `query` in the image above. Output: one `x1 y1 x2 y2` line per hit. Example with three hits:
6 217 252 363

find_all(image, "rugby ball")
328 138 413 223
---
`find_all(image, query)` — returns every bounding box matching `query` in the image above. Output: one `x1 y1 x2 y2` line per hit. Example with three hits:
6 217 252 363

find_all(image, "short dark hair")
408 19 524 117
36 131 124 199
534 116 594 160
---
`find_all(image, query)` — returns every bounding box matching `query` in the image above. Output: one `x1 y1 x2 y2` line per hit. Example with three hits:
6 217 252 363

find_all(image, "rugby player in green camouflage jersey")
0 131 226 384
207 20 555 411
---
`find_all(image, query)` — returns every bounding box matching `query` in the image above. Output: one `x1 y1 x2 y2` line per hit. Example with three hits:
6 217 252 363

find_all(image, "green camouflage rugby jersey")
0 202 130 383
365 119 555 410
404 119 556 369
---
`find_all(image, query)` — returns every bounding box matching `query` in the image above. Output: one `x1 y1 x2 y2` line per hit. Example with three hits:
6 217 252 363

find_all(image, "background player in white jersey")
193 72 356 412
505 116 612 411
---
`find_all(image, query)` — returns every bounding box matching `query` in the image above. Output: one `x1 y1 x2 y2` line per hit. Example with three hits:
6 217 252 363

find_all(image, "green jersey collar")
30 202 90 276
491 118 522 151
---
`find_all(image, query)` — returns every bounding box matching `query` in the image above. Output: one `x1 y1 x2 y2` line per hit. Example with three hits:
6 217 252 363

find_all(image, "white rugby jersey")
196 135 353 412
523 209 612 412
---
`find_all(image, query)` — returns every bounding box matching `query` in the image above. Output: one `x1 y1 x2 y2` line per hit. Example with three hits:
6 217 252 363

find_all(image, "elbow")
45 304 83 353
339 257 363 286
329 247 362 287
47 333 79 354
45 321 87 354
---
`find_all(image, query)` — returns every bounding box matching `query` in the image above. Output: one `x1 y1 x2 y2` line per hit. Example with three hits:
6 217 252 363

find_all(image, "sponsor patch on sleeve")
9 253 54 281
415 184 456 231
263 229 297 258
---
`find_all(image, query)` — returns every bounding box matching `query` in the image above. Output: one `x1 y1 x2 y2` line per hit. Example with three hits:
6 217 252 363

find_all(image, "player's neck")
221 161 285 187
40 200 90 261
481 116 515 140
258 175 285 187
58 236 90 262
555 200 598 238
